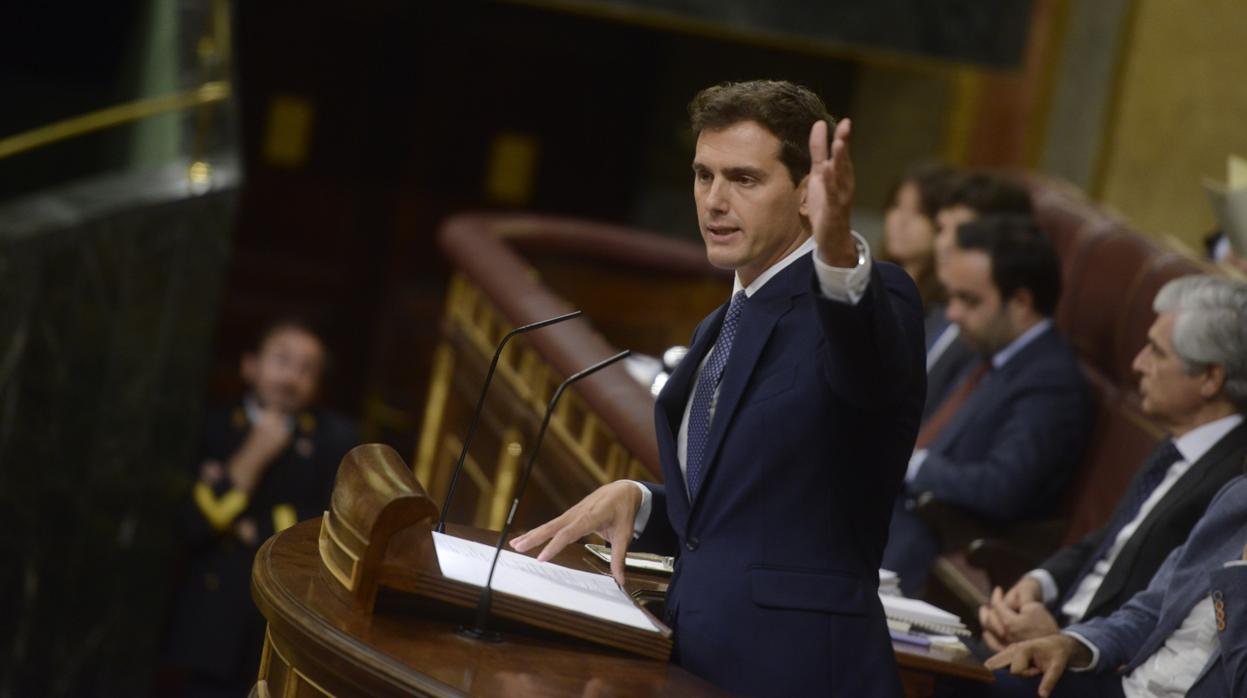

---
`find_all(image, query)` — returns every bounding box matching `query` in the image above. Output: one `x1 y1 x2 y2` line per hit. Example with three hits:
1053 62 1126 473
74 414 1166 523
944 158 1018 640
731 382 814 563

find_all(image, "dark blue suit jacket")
634 254 926 696
1068 475 1247 697
908 326 1092 521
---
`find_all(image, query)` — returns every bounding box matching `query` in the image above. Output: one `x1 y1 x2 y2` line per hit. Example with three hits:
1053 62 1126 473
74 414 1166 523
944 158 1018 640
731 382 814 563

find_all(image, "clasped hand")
979 578 1060 651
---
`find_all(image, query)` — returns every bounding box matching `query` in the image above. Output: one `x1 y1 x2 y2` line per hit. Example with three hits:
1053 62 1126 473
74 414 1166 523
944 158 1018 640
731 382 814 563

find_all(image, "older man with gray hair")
979 274 1247 697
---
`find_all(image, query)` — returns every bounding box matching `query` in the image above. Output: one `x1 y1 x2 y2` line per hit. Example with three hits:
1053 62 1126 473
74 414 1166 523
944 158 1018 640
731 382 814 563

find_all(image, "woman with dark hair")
881 162 957 345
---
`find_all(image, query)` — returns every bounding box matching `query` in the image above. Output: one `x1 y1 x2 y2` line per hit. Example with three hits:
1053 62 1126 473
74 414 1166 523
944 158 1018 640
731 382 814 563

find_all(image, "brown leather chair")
918 174 1208 608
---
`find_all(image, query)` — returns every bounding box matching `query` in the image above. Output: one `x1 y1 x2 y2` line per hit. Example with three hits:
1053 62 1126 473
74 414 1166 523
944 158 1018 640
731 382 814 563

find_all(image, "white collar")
243 395 297 430
1173 413 1244 464
991 319 1053 369
732 237 816 298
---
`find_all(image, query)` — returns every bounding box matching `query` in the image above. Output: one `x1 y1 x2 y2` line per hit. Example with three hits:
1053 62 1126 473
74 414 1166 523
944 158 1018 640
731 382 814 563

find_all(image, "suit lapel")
655 301 727 507
1088 422 1247 615
1125 478 1247 673
688 256 805 511
930 328 1056 452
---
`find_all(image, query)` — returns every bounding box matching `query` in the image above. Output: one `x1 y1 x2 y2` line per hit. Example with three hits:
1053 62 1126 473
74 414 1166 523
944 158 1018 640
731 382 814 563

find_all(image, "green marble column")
0 159 238 696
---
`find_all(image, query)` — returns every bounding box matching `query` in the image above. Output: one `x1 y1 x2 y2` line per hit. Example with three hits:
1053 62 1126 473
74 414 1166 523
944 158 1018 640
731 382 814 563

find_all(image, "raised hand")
247 407 294 461
228 407 293 494
510 481 643 586
805 118 858 267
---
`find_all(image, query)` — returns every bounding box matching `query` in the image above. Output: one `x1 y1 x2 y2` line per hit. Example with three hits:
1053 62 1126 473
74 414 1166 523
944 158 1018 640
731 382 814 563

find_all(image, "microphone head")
662 346 689 371
650 372 670 397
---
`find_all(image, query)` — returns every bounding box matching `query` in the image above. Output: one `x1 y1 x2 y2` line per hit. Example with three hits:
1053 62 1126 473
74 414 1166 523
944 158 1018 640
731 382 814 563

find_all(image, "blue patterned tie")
1061 439 1183 606
685 291 747 499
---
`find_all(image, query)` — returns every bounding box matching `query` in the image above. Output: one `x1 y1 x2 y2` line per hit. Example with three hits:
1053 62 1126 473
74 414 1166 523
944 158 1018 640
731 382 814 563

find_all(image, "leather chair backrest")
1023 174 1206 543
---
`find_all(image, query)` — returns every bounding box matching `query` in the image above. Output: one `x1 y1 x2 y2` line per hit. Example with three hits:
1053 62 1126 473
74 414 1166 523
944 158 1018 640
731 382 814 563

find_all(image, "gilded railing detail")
418 271 641 524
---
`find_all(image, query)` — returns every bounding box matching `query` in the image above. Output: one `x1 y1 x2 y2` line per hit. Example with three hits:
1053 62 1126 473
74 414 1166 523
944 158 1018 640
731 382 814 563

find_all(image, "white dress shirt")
631 233 873 535
1026 413 1244 618
1065 561 1247 696
926 323 961 371
1120 594 1218 697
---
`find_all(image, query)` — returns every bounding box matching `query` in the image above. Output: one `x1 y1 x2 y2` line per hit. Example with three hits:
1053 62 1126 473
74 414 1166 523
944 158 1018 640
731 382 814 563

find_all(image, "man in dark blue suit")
512 80 926 696
882 217 1092 596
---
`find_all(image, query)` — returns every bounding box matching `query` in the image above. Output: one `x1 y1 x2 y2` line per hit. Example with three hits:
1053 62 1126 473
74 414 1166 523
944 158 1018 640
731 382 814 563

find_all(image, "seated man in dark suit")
986 472 1247 697
883 216 1092 596
978 275 1247 655
925 172 1034 419
161 319 357 698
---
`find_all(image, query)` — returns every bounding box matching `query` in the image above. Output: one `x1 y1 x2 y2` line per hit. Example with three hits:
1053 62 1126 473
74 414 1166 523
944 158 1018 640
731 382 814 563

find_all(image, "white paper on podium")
432 532 658 632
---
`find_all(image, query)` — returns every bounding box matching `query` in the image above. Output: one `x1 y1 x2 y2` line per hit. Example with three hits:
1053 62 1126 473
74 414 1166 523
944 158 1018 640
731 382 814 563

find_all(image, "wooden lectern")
250 214 991 696
251 443 721 696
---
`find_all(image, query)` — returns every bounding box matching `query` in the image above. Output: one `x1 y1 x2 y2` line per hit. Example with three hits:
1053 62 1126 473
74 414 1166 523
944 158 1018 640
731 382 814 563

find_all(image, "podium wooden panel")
252 518 723 697
253 517 990 697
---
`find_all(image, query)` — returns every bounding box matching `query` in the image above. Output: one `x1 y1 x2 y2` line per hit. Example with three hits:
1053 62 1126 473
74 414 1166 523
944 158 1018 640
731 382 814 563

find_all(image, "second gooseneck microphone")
435 310 582 534
458 349 631 642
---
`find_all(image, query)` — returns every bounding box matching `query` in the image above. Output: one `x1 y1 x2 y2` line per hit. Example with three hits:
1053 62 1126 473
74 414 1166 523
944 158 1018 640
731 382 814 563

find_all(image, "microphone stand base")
456 625 503 643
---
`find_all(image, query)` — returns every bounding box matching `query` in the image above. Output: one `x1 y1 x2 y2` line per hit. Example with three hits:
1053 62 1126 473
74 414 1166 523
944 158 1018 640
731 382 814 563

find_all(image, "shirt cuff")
630 481 652 538
905 449 929 483
1027 569 1061 605
813 231 872 305
1060 630 1101 672
1224 560 1247 567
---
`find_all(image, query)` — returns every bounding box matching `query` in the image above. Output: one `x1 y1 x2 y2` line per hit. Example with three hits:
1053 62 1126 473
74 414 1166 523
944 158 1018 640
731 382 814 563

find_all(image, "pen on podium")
434 309 582 534
458 349 631 642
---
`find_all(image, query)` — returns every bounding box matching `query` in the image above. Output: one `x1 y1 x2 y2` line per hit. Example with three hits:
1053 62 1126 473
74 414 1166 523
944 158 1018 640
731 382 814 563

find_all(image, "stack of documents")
879 594 970 638
878 568 901 596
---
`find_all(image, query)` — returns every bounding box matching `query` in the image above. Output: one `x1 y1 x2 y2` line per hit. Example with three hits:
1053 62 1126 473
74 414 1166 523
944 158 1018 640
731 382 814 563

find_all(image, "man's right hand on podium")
509 481 642 586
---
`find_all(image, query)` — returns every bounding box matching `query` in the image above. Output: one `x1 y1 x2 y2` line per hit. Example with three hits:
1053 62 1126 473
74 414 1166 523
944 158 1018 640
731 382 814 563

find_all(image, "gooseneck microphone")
435 310 583 534
458 349 630 642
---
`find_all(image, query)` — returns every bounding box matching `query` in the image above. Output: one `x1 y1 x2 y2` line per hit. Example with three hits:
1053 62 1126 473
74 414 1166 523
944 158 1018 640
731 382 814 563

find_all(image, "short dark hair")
954 215 1061 317
688 80 834 185
941 171 1033 217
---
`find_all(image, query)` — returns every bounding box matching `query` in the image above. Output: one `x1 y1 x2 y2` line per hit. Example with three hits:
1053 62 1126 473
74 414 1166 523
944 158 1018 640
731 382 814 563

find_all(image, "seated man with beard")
882 215 1092 596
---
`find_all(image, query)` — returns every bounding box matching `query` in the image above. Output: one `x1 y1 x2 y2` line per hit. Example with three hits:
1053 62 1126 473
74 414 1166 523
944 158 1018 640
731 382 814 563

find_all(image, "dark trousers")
983 668 1126 698
882 495 941 597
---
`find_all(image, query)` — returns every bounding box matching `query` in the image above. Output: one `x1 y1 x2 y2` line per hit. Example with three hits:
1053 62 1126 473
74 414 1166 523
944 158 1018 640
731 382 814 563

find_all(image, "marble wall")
0 161 237 697
1096 0 1247 246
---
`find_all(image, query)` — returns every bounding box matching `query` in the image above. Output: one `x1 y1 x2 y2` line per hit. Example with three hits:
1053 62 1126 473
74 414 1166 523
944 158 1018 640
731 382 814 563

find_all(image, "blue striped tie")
686 291 747 498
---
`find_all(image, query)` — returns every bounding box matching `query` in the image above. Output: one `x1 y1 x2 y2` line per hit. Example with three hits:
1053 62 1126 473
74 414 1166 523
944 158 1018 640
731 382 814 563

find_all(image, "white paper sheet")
432 532 658 632
879 594 964 627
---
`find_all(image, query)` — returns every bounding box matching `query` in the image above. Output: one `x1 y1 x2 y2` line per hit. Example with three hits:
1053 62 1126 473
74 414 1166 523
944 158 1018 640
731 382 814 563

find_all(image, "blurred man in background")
160 320 356 698
883 216 1091 596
